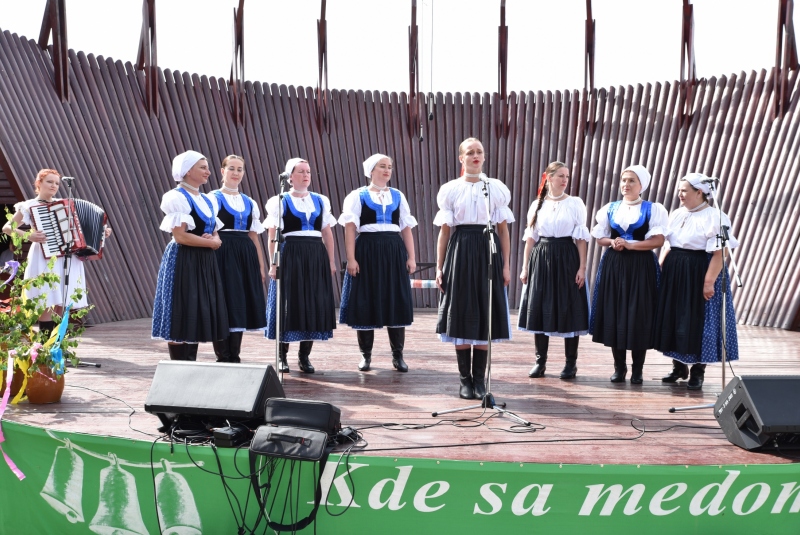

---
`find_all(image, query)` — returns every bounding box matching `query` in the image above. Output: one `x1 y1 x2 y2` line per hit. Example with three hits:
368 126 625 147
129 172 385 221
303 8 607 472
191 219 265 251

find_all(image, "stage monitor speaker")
714 375 800 451
145 361 285 429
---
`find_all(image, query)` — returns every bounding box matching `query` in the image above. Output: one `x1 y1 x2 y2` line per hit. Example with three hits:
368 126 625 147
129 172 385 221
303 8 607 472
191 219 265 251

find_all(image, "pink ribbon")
0 358 26 480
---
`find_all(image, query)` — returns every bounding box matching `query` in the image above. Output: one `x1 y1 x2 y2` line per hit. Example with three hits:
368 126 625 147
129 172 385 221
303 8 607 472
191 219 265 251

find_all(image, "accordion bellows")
31 199 107 260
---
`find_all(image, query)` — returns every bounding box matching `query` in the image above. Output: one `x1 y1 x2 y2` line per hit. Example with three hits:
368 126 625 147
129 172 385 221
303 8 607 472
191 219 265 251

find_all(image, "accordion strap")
249 443 334 532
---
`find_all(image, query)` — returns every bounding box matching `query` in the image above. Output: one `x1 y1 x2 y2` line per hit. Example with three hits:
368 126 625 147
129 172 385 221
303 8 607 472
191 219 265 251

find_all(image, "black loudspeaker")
714 375 800 451
145 361 285 429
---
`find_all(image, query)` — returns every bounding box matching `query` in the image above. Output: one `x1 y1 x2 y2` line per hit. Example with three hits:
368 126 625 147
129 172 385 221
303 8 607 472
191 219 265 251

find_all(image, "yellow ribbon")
10 359 29 405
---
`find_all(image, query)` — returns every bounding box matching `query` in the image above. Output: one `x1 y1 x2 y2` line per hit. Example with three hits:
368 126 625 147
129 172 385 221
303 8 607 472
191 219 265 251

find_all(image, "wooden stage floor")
5 312 799 466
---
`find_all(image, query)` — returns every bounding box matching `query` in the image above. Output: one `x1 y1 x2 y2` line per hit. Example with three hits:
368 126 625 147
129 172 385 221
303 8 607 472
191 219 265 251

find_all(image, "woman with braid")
518 161 590 379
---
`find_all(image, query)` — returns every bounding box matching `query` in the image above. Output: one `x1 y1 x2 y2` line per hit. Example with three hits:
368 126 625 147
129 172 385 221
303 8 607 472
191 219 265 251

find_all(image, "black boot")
662 359 689 383
185 344 198 361
560 336 579 380
455 348 474 399
528 333 549 378
228 332 243 363
388 327 408 372
212 337 231 362
610 347 627 383
472 348 488 399
168 343 187 360
630 350 646 385
38 320 57 340
278 342 290 373
297 341 315 373
687 363 706 390
357 330 374 371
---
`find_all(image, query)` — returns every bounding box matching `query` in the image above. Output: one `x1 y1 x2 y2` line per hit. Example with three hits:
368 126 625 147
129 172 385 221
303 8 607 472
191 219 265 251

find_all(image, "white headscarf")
682 172 712 195
622 164 651 193
171 150 206 182
363 153 391 179
284 158 308 176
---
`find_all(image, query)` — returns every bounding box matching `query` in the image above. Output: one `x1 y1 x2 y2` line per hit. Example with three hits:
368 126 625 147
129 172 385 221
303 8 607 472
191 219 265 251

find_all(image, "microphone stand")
669 180 742 413
273 174 287 384
432 174 530 426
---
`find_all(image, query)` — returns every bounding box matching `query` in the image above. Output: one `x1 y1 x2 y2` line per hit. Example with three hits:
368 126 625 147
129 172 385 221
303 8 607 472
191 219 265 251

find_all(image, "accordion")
30 199 108 260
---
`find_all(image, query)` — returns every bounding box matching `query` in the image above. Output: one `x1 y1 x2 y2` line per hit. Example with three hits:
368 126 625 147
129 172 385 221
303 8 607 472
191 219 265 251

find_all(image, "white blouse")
666 205 739 252
522 196 591 242
13 198 46 226
432 176 515 227
212 190 265 234
338 186 418 232
591 201 669 241
159 188 223 233
263 192 337 237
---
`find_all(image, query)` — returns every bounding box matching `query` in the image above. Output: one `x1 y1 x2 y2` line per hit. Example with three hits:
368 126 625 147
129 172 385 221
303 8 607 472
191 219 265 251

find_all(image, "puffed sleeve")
13 201 32 226
159 190 195 233
432 182 455 227
320 195 337 229
706 209 739 252
571 198 591 242
591 203 612 240
645 202 669 239
523 201 539 242
397 190 418 230
337 189 362 227
263 196 280 229
490 179 515 224
249 200 265 234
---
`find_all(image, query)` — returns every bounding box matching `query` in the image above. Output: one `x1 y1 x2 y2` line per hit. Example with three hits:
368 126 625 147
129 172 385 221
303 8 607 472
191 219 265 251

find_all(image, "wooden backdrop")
0 30 798 329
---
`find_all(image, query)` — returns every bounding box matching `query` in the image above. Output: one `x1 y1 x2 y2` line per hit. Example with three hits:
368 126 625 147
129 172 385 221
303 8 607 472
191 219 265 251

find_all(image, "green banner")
0 421 797 534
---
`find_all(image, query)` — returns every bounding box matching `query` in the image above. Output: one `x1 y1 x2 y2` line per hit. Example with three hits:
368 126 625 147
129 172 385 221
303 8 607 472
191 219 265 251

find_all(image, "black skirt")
339 232 413 329
171 245 229 343
653 248 708 355
436 225 510 343
266 236 336 340
589 248 660 350
215 231 267 331
518 237 589 335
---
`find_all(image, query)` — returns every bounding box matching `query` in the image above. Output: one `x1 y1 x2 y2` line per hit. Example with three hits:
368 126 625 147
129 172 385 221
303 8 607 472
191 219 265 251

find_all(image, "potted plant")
1 217 90 404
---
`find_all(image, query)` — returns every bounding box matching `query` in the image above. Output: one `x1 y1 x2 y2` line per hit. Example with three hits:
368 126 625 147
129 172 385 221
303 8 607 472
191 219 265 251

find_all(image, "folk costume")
589 165 668 384
339 154 417 372
264 159 337 373
654 173 739 389
211 188 267 362
13 198 89 312
434 174 515 398
518 192 591 379
152 151 229 360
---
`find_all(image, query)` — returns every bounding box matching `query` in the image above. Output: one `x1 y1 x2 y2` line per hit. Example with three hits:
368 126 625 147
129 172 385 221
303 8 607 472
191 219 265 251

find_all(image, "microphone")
278 172 290 181
700 177 719 185
61 176 76 182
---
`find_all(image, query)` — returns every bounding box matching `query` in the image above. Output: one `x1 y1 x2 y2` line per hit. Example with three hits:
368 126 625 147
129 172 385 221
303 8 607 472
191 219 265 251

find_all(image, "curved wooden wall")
0 30 798 328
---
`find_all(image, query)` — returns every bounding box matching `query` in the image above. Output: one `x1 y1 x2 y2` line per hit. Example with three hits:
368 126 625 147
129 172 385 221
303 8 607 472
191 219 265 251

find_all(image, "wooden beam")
316 0 330 132
680 0 697 128
775 0 798 119
38 0 69 102
135 0 158 117
229 0 246 127
496 0 509 138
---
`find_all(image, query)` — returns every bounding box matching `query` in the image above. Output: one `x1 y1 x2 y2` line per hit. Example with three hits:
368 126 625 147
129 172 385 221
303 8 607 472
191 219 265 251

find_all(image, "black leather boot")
185 344 198 361
388 327 408 372
687 363 706 390
212 337 231 362
228 332 243 363
38 320 57 340
278 342 290 373
560 336 579 380
168 343 187 360
455 348 474 399
610 347 628 383
630 350 646 385
297 341 315 373
472 348 488 399
528 333 549 378
357 330 374 371
662 359 689 383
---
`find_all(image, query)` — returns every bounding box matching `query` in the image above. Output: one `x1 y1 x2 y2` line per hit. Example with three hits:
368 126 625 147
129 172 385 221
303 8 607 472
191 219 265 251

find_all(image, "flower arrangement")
1 214 90 403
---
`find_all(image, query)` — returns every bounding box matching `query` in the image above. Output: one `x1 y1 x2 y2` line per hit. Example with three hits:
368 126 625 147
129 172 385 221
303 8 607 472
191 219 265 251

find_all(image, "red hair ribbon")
536 172 548 195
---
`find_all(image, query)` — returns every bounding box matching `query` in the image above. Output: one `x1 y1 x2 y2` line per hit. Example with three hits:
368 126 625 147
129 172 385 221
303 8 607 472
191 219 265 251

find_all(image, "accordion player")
30 199 108 260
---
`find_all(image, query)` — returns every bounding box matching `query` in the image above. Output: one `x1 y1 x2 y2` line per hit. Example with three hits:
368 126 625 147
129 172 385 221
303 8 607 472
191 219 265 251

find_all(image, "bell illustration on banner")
89 453 150 535
40 441 85 523
155 460 202 535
